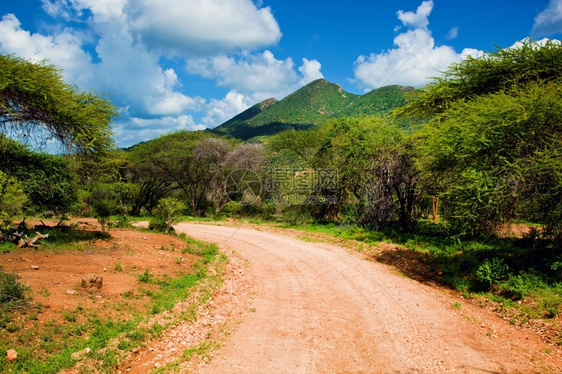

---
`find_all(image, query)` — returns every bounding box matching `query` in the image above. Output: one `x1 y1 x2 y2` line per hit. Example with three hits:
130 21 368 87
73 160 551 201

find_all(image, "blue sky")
1 0 561 148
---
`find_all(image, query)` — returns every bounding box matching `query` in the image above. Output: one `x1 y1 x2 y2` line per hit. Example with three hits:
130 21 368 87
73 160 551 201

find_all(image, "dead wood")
12 231 49 249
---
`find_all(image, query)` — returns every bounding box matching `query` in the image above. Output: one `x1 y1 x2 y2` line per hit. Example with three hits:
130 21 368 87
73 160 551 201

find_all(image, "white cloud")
41 0 127 21
186 51 323 100
298 58 323 85
397 0 433 30
446 27 459 40
126 0 281 56
115 114 206 147
0 13 94 85
532 0 562 37
202 91 254 128
0 10 203 133
353 1 483 89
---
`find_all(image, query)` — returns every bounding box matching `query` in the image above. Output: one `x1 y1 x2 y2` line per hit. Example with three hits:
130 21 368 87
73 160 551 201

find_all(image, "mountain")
337 84 414 117
212 78 413 140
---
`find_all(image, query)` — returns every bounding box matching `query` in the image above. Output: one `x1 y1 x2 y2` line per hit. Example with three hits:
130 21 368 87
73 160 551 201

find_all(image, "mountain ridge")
212 78 413 140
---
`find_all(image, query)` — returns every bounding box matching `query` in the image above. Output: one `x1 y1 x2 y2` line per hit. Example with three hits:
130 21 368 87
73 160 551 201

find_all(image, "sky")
1 0 561 148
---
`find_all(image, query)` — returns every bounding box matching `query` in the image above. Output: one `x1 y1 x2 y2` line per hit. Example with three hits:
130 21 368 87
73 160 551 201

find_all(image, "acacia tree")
315 117 421 231
268 117 421 230
400 39 562 237
0 54 116 155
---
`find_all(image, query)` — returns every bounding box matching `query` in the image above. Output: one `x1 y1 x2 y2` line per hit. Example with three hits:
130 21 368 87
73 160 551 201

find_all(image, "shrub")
475 258 509 290
148 216 168 233
0 266 30 310
151 197 186 233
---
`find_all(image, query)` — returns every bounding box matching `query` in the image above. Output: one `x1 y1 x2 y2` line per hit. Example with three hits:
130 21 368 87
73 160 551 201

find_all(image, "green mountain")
337 84 414 117
213 78 413 140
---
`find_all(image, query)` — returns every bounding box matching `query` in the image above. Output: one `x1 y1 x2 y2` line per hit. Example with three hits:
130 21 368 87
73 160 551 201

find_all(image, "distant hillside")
337 85 414 117
212 79 414 140
213 79 357 139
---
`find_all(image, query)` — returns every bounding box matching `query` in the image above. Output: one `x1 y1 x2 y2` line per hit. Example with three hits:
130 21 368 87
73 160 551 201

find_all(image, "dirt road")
175 222 561 373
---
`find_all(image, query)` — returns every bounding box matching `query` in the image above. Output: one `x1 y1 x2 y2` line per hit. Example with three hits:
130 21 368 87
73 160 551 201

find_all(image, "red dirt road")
175 222 561 374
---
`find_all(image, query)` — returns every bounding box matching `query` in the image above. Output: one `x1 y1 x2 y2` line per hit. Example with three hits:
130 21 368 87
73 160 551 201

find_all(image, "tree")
0 54 117 155
0 136 78 215
119 146 175 216
401 39 562 237
151 197 186 234
400 39 562 119
268 117 421 231
316 117 420 231
90 188 116 233
146 131 223 216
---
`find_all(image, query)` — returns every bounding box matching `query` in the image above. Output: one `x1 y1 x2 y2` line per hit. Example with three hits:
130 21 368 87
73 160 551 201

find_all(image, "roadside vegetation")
1 37 561 369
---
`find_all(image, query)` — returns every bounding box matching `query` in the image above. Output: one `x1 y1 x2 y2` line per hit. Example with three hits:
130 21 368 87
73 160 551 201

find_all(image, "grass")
0 229 225 373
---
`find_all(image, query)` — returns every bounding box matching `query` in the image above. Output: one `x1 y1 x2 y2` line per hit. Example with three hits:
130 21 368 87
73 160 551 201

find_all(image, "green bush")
0 266 30 311
151 197 185 233
475 258 509 290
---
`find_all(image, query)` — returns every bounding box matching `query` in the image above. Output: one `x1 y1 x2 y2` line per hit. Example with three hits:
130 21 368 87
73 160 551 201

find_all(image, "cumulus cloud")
532 0 562 37
298 58 324 85
0 13 94 85
397 0 433 30
115 114 206 147
353 1 483 89
202 91 255 128
126 0 281 56
186 51 323 100
0 6 221 143
42 0 127 21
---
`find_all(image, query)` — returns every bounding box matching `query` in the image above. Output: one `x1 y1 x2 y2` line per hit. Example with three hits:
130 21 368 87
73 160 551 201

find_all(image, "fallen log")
12 231 49 249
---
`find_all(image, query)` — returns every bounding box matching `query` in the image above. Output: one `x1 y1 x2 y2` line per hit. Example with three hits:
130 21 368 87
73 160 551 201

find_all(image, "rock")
31 265 40 270
66 290 78 295
81 274 103 289
6 349 17 363
71 348 91 361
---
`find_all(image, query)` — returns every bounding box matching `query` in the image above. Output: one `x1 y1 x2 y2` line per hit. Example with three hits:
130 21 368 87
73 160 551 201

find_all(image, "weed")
63 310 78 323
452 302 462 309
6 322 22 333
182 340 220 361
27 313 39 321
114 262 124 272
137 268 154 283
